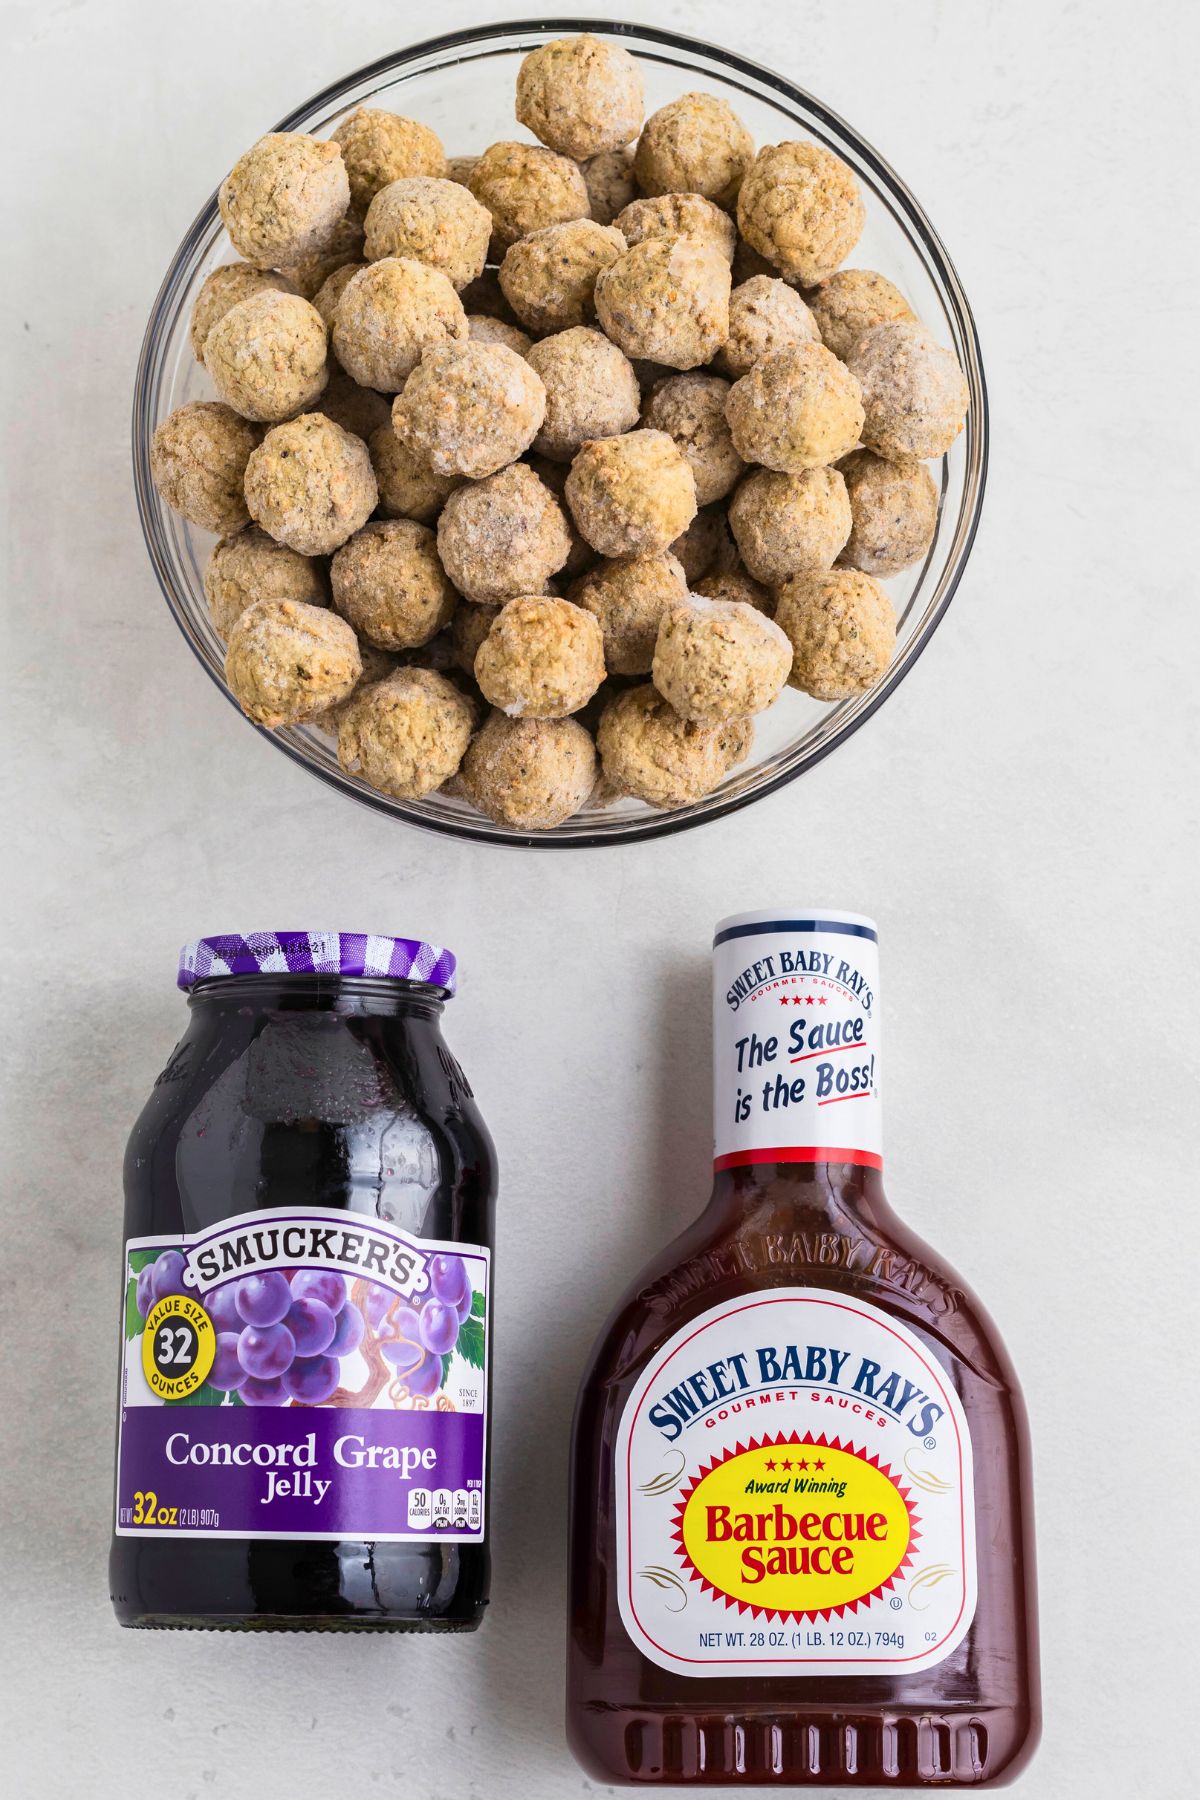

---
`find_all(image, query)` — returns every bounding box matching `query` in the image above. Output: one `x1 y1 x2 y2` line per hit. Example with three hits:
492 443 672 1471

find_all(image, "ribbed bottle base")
571 1706 1036 1787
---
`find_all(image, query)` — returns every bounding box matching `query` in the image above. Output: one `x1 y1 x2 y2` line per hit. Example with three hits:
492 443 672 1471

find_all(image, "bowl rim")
132 15 988 851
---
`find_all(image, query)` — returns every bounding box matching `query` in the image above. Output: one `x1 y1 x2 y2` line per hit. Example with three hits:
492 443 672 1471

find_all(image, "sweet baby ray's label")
615 1289 976 1677
114 1207 488 1542
712 913 883 1172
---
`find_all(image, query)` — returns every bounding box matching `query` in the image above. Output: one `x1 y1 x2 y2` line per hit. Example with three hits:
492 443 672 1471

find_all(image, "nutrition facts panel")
407 1486 483 1533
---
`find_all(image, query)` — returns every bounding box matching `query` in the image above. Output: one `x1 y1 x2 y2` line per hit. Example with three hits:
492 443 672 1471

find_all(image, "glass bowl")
132 17 987 848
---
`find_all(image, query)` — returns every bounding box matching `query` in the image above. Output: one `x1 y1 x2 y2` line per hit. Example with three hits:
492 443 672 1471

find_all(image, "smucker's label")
114 1206 488 1541
615 1289 976 1677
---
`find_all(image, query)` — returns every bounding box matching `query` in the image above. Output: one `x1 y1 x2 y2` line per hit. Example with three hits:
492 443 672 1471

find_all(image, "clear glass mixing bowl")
132 17 987 847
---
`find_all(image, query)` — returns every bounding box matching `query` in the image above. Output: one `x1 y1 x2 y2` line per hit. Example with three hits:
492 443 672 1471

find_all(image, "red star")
764 1458 777 1471
806 996 816 1006
778 996 790 1006
791 995 804 1005
795 1458 809 1471
818 997 828 1006
813 1458 825 1471
780 1459 793 1471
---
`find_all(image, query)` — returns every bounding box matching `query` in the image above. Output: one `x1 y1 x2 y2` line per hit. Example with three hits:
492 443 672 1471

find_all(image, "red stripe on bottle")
713 1146 883 1172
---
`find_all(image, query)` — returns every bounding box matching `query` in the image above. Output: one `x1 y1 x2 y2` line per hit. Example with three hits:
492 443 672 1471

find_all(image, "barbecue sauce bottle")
568 910 1038 1785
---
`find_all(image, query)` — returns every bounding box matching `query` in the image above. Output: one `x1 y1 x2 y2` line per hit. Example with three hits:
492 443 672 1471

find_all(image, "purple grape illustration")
150 1249 189 1304
419 1299 459 1357
284 1296 337 1357
328 1301 365 1357
237 1321 296 1380
430 1253 473 1322
135 1265 156 1319
209 1333 248 1392
241 1375 288 1406
204 1281 243 1334
381 1336 424 1376
284 1354 340 1404
290 1270 348 1314
404 1353 443 1399
234 1271 293 1327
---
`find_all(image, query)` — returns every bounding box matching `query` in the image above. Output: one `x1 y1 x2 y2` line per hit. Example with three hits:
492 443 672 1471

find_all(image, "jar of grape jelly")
109 930 495 1631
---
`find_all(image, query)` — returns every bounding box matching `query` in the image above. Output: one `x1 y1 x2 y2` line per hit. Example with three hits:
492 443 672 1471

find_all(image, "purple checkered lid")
178 931 457 994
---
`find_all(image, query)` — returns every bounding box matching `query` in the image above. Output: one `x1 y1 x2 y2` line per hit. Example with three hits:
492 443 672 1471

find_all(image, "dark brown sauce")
568 1161 1039 1785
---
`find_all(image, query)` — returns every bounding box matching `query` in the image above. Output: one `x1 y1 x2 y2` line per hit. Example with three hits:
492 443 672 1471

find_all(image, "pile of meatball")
150 33 969 830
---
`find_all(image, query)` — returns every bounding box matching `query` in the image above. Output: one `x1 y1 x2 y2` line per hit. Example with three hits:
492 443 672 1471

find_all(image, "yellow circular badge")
674 1434 917 1621
141 1294 216 1400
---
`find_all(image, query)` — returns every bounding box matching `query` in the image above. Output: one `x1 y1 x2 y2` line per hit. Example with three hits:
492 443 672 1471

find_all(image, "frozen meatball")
597 683 728 809
775 568 896 701
437 462 571 603
363 177 492 290
318 367 392 439
203 525 327 642
332 258 467 392
331 519 457 650
150 401 258 534
525 454 595 577
694 563 771 614
468 314 532 355
204 290 329 423
569 550 687 675
582 147 637 224
737 141 864 286
244 413 377 555
729 465 851 585
634 93 754 210
614 193 736 263
450 600 497 674
526 326 640 461
369 424 462 522
653 594 792 722
190 264 298 360
725 343 864 472
719 715 755 771
337 666 474 798
313 640 402 738
566 428 696 557
670 504 734 585
277 212 365 300
499 219 626 333
846 320 969 461
474 594 604 718
225 597 361 727
719 275 820 379
331 109 447 215
312 262 366 329
595 237 730 370
643 373 744 506
218 133 350 271
838 449 938 577
516 33 643 160
393 341 546 478
462 712 597 829
468 141 590 249
808 268 914 362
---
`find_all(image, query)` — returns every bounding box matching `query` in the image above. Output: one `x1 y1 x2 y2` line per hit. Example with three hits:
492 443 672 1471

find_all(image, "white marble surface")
1 1 1195 1794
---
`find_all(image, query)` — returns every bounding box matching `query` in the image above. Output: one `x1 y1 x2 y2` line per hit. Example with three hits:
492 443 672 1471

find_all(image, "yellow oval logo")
673 1433 918 1621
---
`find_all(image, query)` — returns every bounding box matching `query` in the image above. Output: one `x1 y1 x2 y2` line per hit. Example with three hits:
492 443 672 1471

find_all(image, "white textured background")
1 1 1196 1795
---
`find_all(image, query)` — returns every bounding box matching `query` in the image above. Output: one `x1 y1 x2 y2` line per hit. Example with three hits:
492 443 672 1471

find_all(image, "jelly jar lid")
177 931 457 994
